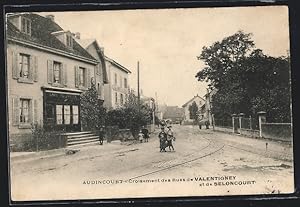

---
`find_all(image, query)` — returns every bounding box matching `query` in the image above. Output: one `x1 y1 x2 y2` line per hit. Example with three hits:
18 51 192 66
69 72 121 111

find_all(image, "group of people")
158 125 175 152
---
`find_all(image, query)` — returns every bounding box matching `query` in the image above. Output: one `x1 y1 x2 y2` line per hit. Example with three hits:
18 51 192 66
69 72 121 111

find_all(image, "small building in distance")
182 95 205 124
163 106 184 123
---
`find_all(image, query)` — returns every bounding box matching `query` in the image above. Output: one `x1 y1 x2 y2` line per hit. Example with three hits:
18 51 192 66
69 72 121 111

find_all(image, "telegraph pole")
137 61 140 112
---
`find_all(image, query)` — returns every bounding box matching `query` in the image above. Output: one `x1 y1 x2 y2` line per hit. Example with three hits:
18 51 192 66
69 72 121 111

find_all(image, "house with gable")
182 95 205 124
6 13 100 149
75 37 109 102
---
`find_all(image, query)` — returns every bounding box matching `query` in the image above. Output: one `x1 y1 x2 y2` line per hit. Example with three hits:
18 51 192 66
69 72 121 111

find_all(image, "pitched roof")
105 56 131 74
182 95 205 108
76 38 109 83
7 13 97 62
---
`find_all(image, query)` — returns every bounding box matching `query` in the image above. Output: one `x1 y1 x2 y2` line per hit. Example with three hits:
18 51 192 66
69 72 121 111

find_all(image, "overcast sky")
39 6 289 107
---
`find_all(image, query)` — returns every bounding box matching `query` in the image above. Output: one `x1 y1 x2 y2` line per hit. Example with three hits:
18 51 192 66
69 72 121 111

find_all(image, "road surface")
10 125 294 201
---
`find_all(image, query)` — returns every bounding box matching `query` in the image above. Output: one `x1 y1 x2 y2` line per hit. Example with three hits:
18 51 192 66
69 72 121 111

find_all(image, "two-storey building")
75 38 109 102
103 56 131 109
7 13 98 147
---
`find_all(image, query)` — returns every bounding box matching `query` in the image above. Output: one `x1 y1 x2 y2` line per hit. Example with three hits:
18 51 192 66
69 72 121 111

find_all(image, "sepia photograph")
5 5 294 201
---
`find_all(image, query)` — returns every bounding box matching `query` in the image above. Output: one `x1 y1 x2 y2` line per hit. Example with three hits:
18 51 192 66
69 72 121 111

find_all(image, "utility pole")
137 61 140 112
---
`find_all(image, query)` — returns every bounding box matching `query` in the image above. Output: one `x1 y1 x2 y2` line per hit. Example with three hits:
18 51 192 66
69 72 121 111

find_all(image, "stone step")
62 131 93 136
67 133 97 139
67 140 100 148
67 135 99 144
67 137 100 146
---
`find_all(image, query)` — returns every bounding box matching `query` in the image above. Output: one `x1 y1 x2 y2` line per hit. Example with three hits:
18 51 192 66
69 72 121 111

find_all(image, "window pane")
53 62 61 83
20 99 30 123
19 54 29 78
72 105 79 124
56 105 63 124
64 105 71 124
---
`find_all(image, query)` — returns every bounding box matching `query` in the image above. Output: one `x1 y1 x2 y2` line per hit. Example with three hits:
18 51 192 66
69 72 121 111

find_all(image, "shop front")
42 87 82 132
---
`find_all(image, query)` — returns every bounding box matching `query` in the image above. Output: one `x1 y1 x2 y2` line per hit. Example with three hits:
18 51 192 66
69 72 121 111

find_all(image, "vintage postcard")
6 5 294 201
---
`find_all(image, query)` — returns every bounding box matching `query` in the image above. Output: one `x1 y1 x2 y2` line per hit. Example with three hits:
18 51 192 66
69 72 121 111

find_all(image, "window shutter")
33 56 38 82
29 55 34 81
34 99 38 124
12 97 19 126
63 63 68 86
12 51 19 80
86 68 91 89
60 65 64 86
28 100 33 124
74 66 79 88
47 60 53 84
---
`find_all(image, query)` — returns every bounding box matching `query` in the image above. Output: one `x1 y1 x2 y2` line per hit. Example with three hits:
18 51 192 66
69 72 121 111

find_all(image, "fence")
214 118 232 128
212 112 292 142
261 123 292 142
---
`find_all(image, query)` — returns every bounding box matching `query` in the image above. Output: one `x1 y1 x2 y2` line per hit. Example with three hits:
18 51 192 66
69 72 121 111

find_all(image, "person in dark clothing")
99 127 105 145
166 125 175 151
158 127 167 152
141 126 150 142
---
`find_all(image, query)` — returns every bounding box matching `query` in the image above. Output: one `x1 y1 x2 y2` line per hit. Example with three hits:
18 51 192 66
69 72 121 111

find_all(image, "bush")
31 124 66 151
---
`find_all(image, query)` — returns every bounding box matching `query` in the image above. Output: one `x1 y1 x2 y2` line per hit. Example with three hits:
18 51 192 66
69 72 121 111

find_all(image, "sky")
39 6 289 107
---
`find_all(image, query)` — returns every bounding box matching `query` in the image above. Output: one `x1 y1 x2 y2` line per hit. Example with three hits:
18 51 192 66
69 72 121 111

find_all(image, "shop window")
72 105 79 124
56 105 63 125
64 105 71 124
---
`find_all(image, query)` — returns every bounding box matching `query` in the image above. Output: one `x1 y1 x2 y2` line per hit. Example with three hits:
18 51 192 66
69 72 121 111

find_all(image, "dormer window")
20 17 31 35
66 33 73 48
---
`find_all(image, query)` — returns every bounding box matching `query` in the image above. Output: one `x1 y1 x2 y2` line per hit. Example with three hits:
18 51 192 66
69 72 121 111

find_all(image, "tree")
106 90 152 138
80 82 106 131
196 31 291 122
189 101 198 120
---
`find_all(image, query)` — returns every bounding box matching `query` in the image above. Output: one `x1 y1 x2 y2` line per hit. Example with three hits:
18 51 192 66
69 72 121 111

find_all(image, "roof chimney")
45 14 55 22
75 32 80 39
100 47 104 53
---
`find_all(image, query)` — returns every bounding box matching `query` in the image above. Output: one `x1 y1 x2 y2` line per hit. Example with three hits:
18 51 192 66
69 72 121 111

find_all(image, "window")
72 105 79 124
20 17 31 35
56 105 63 125
120 76 123 88
120 94 124 105
114 73 117 85
124 78 127 88
20 99 30 124
53 61 62 84
97 83 101 96
66 34 73 47
64 105 71 124
19 54 30 79
115 92 118 104
78 67 86 87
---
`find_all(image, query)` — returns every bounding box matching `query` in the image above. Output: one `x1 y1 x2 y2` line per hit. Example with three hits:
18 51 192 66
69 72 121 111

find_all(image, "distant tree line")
196 31 291 122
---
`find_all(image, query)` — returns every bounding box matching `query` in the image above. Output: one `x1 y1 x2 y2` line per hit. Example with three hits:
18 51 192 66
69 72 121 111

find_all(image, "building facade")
7 13 99 146
103 57 131 109
182 95 205 123
75 38 109 102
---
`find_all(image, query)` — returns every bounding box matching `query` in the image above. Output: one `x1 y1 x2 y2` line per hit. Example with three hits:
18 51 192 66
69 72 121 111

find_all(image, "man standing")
158 127 167 152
